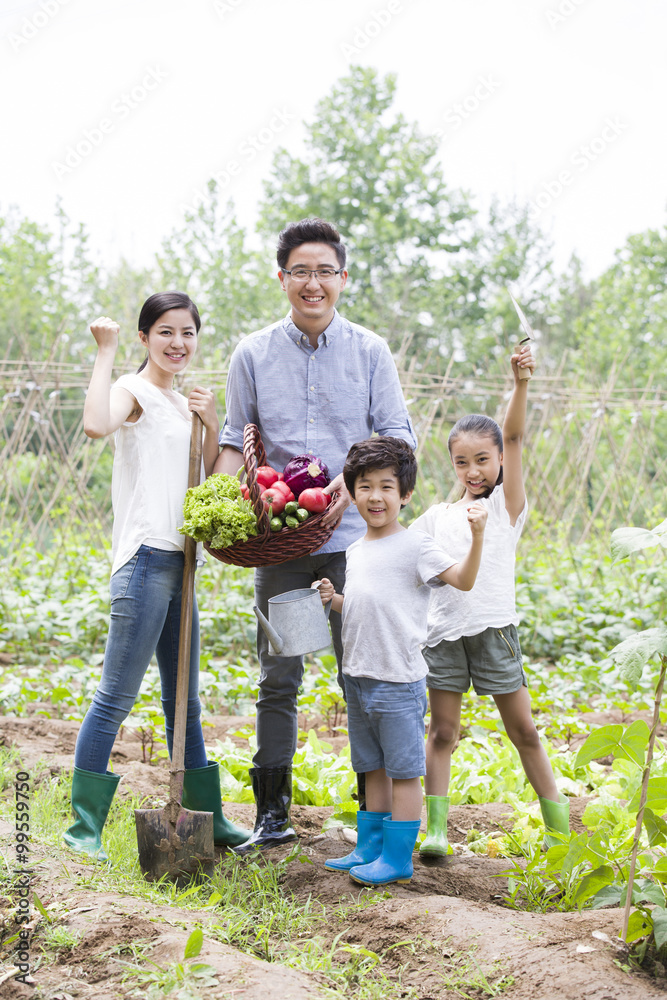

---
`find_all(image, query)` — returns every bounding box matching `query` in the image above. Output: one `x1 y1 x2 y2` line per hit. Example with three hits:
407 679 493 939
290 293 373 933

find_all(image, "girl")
64 292 247 861
410 344 568 855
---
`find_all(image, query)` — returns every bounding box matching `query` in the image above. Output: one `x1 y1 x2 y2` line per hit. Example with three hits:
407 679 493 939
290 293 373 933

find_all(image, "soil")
1 716 665 999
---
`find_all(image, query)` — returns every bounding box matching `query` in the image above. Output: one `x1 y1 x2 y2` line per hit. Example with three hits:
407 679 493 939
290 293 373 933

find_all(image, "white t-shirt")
409 484 527 645
341 529 455 683
110 374 201 576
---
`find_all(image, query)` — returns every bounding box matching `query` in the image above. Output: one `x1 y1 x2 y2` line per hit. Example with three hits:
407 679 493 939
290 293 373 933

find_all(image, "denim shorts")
423 624 527 696
344 675 428 779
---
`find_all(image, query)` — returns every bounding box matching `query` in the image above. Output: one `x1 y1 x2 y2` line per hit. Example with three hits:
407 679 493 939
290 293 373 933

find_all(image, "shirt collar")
283 308 342 348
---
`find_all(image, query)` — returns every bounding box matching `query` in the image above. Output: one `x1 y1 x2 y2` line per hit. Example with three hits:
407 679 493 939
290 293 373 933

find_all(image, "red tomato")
240 483 250 500
256 465 279 489
271 480 295 501
260 488 287 515
298 487 329 514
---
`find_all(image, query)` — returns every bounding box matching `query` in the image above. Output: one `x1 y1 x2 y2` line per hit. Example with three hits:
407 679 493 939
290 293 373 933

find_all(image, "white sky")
1 0 665 281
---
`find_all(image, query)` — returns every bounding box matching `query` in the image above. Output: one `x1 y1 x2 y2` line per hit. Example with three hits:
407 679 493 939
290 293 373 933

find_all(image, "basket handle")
242 424 271 540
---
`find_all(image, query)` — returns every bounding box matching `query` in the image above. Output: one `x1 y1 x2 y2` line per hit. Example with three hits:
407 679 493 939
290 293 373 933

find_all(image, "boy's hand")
318 578 335 604
90 316 120 352
511 341 535 381
466 502 488 537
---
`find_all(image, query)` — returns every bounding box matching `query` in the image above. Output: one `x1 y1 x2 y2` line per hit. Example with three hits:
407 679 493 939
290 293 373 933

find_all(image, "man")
214 218 416 850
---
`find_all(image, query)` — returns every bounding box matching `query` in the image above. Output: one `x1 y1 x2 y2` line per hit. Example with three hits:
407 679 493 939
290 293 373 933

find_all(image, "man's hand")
321 473 351 528
318 578 335 604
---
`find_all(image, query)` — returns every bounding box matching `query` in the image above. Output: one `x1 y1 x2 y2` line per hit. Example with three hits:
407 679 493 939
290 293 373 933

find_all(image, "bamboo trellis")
1 359 665 552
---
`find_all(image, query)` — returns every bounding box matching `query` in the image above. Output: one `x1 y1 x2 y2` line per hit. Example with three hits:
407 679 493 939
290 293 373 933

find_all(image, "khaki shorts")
422 624 528 696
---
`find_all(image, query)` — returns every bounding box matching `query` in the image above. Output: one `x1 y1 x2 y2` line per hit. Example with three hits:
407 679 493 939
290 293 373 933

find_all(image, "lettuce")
180 474 258 548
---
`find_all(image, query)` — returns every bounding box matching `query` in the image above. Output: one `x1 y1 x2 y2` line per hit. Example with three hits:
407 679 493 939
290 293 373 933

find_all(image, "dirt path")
1 717 663 998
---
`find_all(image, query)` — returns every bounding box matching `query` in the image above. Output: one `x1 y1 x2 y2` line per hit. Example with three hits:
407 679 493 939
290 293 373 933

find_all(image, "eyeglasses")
281 267 344 282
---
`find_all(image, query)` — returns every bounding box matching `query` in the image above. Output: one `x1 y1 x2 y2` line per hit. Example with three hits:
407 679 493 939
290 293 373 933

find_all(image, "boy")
319 436 487 886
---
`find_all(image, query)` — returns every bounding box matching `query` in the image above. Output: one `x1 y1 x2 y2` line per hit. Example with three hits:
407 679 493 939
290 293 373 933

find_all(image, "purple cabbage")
282 454 330 496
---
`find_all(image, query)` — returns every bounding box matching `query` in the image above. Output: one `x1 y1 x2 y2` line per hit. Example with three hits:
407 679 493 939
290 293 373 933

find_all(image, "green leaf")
611 526 662 562
650 858 667 884
591 883 623 909
652 908 667 950
574 865 615 905
644 807 667 847
32 892 50 921
625 908 652 943
609 628 667 686
628 778 667 816
183 927 203 960
575 721 648 768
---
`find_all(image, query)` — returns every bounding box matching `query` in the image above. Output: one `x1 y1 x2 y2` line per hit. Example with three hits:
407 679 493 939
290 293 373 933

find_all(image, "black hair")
276 218 346 270
343 437 417 500
447 413 504 497
136 291 201 373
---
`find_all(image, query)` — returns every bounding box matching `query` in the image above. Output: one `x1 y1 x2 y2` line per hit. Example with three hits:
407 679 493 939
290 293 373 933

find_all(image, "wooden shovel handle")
169 413 203 805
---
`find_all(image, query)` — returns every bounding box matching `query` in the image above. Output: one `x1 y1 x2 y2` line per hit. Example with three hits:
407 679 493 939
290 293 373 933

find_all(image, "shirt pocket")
327 378 370 422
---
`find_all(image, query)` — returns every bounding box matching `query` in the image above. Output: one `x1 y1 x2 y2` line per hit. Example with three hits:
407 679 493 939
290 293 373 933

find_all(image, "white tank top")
110 374 201 576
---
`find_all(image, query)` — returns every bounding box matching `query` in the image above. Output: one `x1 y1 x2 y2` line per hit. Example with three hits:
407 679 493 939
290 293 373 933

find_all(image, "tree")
258 66 477 359
0 201 98 362
157 186 283 366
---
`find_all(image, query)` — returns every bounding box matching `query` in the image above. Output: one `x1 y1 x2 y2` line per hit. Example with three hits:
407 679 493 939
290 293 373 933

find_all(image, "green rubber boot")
63 767 121 862
539 793 569 849
182 760 250 848
419 795 450 857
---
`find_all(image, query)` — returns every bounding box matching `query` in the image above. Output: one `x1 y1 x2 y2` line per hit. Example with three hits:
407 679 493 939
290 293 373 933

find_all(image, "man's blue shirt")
220 309 417 553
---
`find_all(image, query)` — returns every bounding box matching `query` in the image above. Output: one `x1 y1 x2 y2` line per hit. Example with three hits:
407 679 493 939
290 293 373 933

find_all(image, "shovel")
135 413 215 882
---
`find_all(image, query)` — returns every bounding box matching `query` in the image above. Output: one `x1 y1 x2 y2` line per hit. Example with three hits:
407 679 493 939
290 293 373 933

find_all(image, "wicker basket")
204 424 338 568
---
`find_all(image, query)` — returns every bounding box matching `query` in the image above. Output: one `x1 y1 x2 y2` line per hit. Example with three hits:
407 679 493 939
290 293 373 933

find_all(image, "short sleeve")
414 532 456 587
409 505 444 539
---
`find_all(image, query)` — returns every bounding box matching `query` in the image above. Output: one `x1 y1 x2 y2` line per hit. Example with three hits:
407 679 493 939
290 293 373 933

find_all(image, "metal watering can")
253 584 331 657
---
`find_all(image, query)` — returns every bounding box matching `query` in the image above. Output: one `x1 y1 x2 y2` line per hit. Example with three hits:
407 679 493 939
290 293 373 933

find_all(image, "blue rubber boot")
63 767 121 863
349 818 421 886
324 810 391 873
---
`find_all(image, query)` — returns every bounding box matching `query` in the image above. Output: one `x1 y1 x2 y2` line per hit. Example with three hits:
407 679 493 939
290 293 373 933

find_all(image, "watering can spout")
253 606 284 654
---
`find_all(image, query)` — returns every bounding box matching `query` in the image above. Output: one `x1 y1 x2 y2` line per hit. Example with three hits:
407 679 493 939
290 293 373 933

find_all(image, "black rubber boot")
233 766 297 853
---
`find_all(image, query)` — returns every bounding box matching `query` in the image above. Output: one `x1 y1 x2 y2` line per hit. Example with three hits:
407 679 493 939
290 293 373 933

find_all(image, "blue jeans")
75 546 207 774
253 550 347 768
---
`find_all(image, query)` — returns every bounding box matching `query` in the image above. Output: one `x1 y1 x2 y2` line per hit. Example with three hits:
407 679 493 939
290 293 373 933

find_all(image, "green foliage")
180 474 258 547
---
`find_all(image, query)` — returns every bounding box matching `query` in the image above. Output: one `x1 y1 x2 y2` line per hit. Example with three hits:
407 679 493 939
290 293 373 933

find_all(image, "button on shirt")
220 310 417 554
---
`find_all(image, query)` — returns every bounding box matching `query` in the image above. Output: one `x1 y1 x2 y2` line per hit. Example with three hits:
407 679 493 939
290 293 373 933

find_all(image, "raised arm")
501 343 535 525
438 503 487 591
83 317 137 438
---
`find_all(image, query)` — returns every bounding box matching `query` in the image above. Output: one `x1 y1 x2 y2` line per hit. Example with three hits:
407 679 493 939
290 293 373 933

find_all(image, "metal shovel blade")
135 803 215 884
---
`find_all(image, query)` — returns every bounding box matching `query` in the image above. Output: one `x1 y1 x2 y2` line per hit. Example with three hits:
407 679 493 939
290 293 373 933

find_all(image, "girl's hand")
511 342 535 381
318 578 335 605
90 316 120 351
466 502 488 536
188 386 219 432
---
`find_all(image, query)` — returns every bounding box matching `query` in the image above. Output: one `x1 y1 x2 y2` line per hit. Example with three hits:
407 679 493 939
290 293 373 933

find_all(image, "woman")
64 291 247 861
